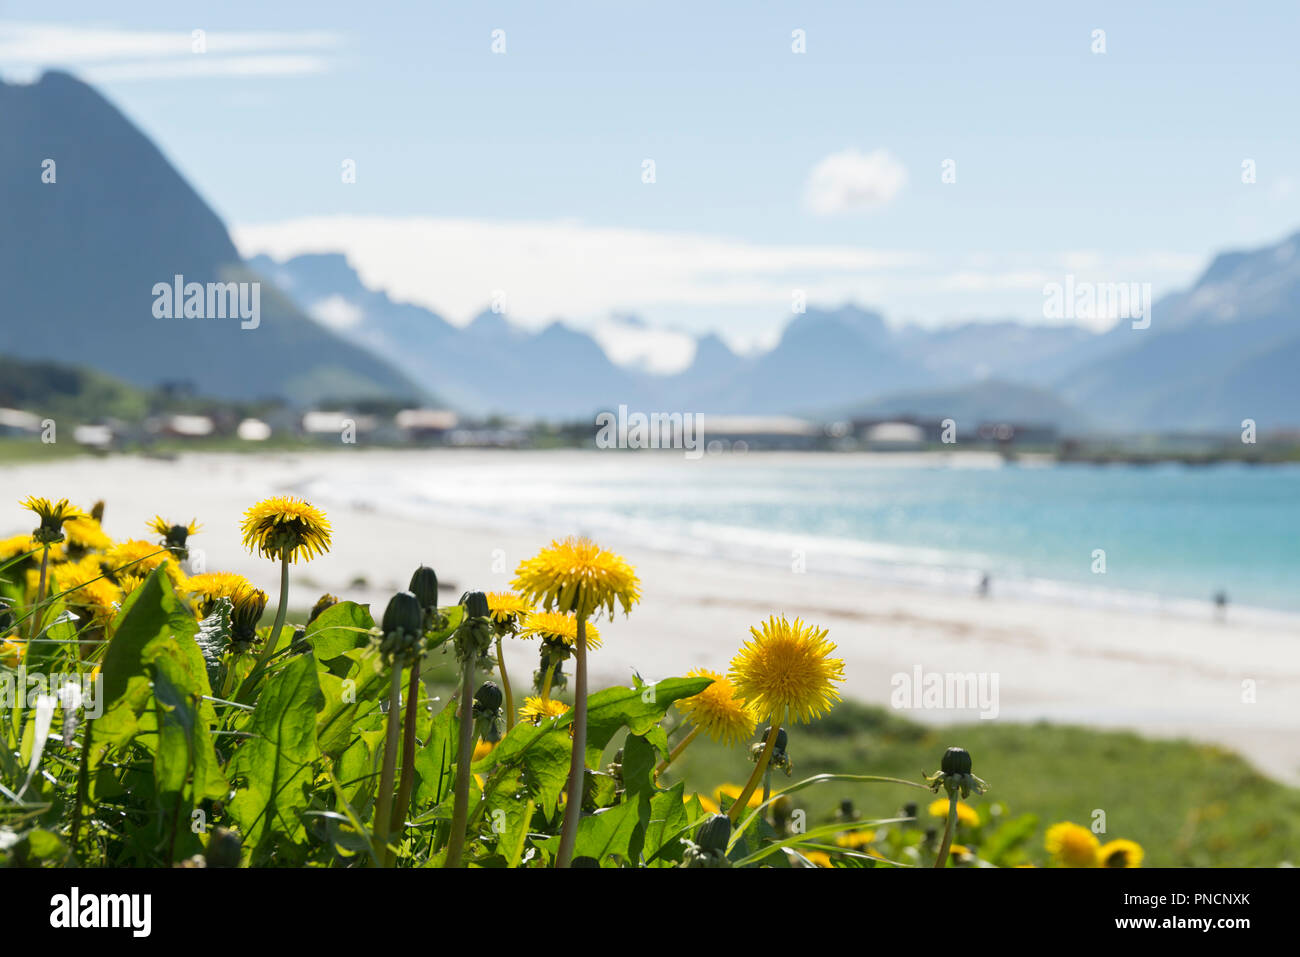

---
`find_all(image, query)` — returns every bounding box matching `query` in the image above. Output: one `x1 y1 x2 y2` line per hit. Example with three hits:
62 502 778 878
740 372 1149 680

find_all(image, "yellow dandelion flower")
1 637 24 668
487 590 533 625
517 610 602 649
472 739 496 762
187 572 254 605
148 516 201 539
0 534 43 563
63 516 113 552
676 668 757 746
116 572 147 598
240 496 332 563
1045 822 1100 868
803 850 833 868
511 536 640 620
518 695 571 725
1098 839 1144 868
949 844 974 862
836 829 876 850
106 539 171 576
928 798 980 827
62 577 121 629
20 496 84 544
727 615 845 724
716 784 765 810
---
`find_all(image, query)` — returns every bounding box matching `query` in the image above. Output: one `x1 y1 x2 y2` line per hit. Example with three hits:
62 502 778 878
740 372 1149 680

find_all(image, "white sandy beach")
3 449 1299 784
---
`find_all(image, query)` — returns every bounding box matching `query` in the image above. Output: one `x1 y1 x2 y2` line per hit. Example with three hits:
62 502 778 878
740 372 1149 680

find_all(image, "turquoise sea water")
310 452 1300 615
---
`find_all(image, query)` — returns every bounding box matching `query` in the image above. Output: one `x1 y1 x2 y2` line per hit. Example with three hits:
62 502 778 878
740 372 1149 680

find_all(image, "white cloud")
805 148 907 215
232 216 923 328
588 315 697 373
308 295 364 332
0 21 340 82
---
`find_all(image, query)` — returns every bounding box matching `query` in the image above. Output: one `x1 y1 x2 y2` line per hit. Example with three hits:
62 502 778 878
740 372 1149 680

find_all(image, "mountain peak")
467 309 515 337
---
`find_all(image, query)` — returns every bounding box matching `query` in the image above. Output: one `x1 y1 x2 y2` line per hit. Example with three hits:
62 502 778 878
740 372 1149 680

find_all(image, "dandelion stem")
554 616 589 868
390 652 423 866
495 637 515 732
27 545 49 642
728 709 785 823
540 659 557 702
444 652 476 868
654 725 700 776
255 555 290 670
371 665 403 868
69 716 93 854
934 791 958 868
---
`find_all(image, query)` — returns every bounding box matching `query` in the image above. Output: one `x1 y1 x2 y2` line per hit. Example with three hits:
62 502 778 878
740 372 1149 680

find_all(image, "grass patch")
665 698 1298 866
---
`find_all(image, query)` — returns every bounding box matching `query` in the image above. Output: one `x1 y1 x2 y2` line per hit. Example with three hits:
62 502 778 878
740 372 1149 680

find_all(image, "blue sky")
3 1 1298 364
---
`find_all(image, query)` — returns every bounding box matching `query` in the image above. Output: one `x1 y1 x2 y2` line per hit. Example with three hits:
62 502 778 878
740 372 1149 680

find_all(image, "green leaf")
303 601 375 661
148 640 228 862
642 782 691 867
99 569 198 714
620 733 656 798
583 677 711 767
314 644 387 757
413 697 458 808
227 653 322 857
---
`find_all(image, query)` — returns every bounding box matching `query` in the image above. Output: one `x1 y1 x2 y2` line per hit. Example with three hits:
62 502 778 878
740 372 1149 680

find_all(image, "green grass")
665 699 1299 867
0 437 88 463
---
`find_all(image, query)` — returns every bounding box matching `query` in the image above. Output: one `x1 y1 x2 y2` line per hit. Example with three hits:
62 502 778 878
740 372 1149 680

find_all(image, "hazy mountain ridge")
1 71 424 406
1055 232 1300 430
6 70 1298 432
259 237 1300 431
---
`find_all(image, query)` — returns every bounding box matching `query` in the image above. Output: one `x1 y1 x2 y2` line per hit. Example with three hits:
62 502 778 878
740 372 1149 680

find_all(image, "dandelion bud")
474 681 503 713
461 590 490 620
763 726 788 752
696 813 732 853
382 591 424 638
230 587 268 646
90 501 105 523
205 827 242 868
409 565 439 611
941 747 972 776
309 593 340 623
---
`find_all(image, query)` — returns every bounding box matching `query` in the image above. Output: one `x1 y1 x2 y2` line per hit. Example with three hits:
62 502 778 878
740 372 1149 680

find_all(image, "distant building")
702 415 823 451
73 424 114 448
302 411 378 439
156 414 215 438
395 408 459 441
862 421 926 448
237 418 273 441
0 408 42 436
851 416 946 444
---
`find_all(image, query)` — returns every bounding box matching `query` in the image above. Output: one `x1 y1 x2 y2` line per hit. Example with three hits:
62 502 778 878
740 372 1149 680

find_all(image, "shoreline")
3 448 1299 784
